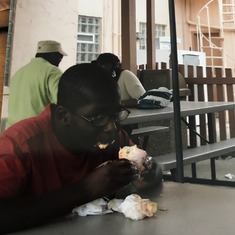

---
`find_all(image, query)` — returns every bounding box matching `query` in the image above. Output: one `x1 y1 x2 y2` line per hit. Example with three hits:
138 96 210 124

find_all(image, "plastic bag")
137 87 173 109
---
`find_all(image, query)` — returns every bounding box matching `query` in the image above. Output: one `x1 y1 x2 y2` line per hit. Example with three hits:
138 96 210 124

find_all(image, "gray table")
122 101 235 125
11 182 235 235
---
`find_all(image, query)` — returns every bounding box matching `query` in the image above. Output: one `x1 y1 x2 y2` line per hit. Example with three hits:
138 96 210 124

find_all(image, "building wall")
9 0 78 78
77 0 171 61
78 0 121 57
8 0 193 76
2 0 235 120
223 31 235 69
8 0 235 77
190 0 235 71
174 0 190 51
136 0 169 30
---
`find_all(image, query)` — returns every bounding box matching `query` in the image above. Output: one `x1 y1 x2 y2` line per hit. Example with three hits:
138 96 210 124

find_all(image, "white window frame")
76 15 101 63
77 33 95 44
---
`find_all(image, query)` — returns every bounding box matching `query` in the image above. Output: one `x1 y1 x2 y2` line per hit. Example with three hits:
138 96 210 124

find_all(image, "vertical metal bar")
4 0 16 86
168 0 184 182
210 158 217 180
191 163 197 178
207 112 217 181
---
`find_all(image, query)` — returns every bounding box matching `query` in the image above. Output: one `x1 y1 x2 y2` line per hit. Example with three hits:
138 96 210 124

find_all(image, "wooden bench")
154 138 235 171
131 126 169 150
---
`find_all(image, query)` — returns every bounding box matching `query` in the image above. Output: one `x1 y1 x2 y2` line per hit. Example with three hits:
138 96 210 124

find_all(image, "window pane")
138 22 166 50
81 25 86 32
77 15 101 63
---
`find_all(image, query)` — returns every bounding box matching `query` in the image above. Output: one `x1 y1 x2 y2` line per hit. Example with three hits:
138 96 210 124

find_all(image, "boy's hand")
85 159 139 199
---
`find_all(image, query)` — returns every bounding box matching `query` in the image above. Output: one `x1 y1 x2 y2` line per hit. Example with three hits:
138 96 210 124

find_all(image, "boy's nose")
103 119 117 132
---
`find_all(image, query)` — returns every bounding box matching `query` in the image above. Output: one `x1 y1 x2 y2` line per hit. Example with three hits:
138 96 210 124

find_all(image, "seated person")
95 53 146 108
0 63 162 234
94 53 146 136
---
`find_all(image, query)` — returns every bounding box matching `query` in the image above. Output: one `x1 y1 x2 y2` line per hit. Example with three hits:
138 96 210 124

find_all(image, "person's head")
54 63 130 153
35 40 67 66
96 53 122 79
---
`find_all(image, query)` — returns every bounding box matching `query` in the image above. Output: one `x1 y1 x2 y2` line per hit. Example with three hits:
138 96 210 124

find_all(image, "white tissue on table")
72 198 113 216
117 194 157 220
72 194 157 220
107 198 124 212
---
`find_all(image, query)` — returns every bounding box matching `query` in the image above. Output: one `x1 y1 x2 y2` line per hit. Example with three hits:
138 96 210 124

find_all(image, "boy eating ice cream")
0 63 162 233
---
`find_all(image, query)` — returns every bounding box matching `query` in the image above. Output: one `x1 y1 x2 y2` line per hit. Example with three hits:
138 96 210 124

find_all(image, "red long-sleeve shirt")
0 105 131 198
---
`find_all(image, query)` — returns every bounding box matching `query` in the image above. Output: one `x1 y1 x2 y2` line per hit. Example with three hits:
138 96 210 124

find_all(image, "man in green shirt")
6 40 67 128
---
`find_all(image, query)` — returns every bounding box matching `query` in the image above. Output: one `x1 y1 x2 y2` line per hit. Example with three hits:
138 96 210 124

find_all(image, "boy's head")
96 53 121 73
55 63 128 153
57 63 120 112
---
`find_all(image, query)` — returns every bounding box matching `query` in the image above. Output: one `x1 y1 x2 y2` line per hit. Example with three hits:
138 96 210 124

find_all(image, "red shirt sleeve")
0 137 27 198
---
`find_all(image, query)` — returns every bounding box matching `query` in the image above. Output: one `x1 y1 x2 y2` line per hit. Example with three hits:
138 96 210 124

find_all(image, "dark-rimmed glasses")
72 108 130 127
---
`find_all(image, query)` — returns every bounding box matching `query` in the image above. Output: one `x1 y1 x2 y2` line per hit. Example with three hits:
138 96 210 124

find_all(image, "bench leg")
210 158 217 180
131 136 140 146
191 163 197 178
170 168 178 181
142 136 149 150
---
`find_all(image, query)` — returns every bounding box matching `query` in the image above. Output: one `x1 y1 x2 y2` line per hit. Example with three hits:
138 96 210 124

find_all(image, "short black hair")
57 63 120 111
96 53 120 68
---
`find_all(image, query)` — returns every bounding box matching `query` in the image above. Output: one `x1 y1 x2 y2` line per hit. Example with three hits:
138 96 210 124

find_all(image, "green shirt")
6 58 62 128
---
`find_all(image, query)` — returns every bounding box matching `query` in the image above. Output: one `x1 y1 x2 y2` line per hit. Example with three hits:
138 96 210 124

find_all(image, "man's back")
6 57 62 128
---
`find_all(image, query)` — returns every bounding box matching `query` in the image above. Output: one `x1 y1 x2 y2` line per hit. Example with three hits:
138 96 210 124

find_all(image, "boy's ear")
56 106 71 126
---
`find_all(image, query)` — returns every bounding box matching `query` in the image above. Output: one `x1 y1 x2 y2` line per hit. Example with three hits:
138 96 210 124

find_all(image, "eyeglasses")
72 108 130 127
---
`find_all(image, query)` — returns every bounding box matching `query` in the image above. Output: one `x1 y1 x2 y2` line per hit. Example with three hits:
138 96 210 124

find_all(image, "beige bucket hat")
37 40 67 56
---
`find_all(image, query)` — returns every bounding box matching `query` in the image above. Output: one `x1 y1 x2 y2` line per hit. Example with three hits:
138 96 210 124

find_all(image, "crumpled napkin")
72 194 157 220
224 173 235 179
117 194 157 220
72 198 113 216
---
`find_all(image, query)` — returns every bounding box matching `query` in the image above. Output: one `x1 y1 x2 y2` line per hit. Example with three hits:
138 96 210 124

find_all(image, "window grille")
139 22 166 50
77 16 101 63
